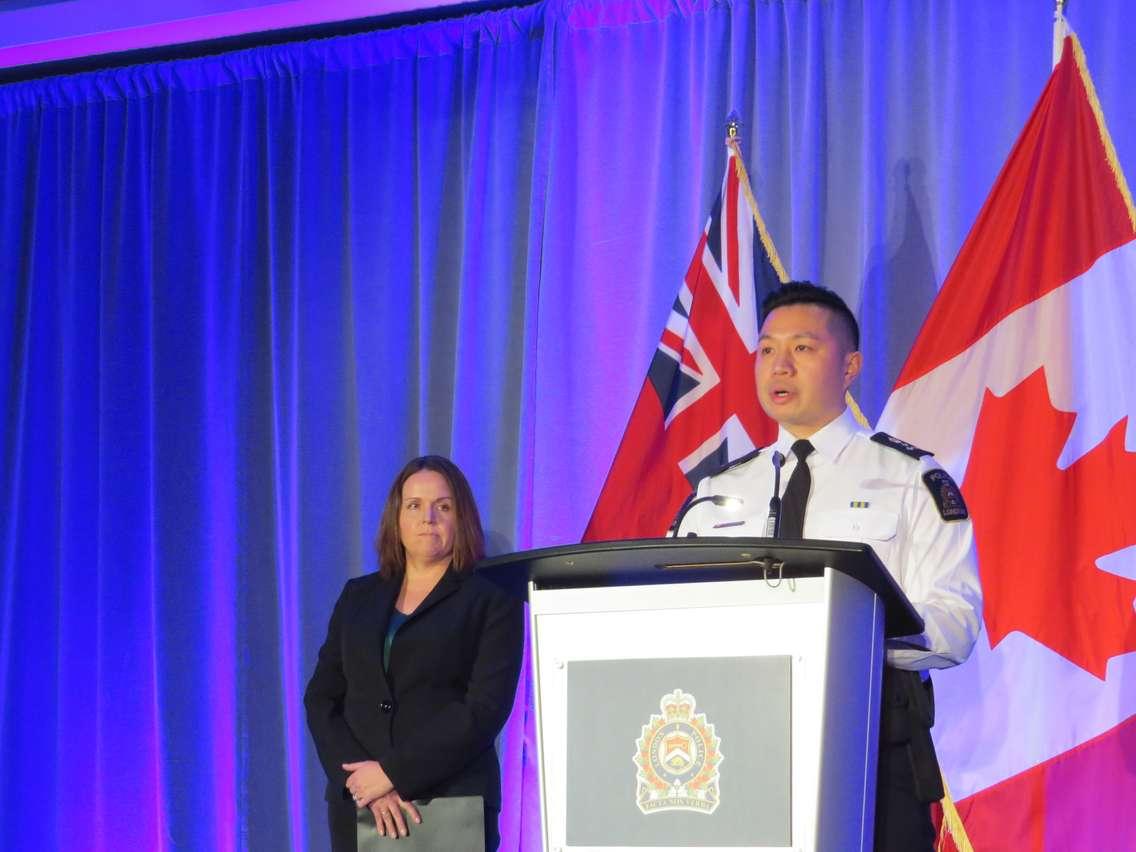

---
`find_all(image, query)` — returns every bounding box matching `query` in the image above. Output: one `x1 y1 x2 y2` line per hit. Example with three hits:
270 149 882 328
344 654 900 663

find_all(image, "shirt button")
379 701 393 713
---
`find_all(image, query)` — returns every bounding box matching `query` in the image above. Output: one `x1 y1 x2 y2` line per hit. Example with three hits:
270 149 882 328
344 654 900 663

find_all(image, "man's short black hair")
760 280 860 351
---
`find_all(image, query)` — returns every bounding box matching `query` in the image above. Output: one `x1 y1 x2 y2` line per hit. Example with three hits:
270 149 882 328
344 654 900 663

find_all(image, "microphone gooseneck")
669 494 744 537
764 450 786 538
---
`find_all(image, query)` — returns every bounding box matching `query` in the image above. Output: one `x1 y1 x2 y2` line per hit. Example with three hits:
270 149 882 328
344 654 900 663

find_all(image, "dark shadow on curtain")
856 159 940 428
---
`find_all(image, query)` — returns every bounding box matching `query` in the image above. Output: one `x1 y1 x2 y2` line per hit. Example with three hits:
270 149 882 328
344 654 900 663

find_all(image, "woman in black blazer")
305 455 524 851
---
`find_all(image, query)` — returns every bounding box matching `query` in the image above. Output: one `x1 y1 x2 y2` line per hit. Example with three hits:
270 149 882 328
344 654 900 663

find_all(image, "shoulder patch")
922 469 969 521
871 432 932 460
710 446 763 477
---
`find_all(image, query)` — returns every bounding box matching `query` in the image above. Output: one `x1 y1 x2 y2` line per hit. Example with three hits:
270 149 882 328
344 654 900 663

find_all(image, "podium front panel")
529 572 882 851
566 655 791 846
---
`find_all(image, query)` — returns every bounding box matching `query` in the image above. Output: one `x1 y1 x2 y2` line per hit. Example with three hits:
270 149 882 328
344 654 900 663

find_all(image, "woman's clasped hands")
343 760 422 838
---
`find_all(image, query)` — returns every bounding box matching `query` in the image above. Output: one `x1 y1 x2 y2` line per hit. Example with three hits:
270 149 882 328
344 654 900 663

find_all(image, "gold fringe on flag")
1069 33 1136 234
726 135 790 284
936 771 975 852
844 391 871 429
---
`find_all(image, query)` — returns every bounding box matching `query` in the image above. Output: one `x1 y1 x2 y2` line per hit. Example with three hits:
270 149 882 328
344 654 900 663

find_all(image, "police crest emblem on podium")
633 688 723 815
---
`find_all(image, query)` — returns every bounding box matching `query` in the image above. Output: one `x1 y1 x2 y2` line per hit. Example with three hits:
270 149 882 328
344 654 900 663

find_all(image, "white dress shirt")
682 407 983 671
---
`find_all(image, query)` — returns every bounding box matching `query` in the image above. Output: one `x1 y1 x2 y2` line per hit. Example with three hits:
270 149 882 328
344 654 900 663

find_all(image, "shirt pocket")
810 508 898 544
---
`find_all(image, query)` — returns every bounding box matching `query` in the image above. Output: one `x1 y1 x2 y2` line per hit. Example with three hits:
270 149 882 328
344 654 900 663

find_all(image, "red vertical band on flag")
895 37 1135 390
726 161 741 303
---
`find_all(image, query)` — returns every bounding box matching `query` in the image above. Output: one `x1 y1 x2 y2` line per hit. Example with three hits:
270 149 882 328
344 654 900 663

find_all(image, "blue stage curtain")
0 10 548 850
2 1 1135 849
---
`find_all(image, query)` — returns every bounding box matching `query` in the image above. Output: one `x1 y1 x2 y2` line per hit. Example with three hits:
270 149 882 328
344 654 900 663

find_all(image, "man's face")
755 302 862 438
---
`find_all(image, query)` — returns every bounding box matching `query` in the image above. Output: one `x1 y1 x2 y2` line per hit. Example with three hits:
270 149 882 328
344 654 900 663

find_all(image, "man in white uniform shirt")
680 282 982 851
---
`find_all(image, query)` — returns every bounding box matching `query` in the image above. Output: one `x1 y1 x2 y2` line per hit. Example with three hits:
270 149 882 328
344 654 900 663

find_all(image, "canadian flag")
879 31 1136 850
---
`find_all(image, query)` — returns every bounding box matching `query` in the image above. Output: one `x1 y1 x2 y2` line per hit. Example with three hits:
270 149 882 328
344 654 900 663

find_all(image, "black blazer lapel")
358 576 398 695
403 568 463 625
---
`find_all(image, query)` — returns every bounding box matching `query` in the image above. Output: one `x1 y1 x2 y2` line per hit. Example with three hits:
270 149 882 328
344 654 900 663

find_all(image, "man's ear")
843 350 863 389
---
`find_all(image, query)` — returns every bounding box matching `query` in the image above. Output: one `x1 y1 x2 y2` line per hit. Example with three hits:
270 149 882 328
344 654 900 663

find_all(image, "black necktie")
779 440 814 539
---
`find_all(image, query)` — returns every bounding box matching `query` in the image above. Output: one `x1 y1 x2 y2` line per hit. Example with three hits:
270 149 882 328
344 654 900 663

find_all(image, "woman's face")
398 469 457 569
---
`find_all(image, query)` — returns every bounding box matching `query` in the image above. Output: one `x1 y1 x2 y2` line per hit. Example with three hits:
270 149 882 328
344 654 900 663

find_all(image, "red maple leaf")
961 367 1136 679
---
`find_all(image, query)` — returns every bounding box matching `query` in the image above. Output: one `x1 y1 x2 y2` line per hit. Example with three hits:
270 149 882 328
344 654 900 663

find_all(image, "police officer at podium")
680 281 982 851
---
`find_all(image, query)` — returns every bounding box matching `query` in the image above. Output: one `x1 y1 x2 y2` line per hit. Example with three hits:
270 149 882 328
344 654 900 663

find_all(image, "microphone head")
772 450 785 468
709 495 744 509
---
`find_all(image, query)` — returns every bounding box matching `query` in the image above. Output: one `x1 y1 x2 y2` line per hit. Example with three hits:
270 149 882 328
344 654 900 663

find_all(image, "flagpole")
1053 0 1068 68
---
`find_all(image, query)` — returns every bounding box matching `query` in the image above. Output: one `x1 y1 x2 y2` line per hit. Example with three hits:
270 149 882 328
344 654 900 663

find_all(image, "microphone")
764 451 786 538
669 494 744 537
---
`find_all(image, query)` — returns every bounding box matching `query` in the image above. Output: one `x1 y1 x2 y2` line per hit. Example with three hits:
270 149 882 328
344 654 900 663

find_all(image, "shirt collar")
773 407 862 463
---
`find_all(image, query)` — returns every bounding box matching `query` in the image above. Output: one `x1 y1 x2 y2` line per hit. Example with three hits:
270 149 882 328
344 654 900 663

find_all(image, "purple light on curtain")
272 328 308 850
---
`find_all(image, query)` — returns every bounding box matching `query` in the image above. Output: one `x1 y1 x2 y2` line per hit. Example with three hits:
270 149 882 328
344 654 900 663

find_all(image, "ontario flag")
583 137 785 540
879 29 1136 851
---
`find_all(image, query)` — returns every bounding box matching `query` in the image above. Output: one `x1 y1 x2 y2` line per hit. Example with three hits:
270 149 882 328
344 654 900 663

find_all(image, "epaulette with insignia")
922 469 969 521
708 446 763 477
871 432 931 460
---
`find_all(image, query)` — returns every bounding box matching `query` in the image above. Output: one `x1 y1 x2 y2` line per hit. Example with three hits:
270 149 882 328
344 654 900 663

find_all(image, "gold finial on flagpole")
721 113 788 283
726 112 741 144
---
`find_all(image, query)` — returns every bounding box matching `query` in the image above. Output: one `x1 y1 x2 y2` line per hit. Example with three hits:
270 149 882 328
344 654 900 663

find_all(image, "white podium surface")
528 570 884 852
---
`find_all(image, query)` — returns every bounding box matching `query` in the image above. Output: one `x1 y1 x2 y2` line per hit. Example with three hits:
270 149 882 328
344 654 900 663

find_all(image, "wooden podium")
480 538 921 852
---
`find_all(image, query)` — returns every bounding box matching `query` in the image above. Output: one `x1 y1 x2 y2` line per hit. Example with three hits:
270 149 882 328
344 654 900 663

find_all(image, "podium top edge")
477 536 879 570
475 537 923 638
